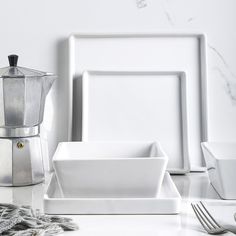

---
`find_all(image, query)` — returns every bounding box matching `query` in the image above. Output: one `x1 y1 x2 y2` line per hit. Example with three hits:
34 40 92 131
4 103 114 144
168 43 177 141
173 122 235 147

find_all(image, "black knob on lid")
8 54 18 67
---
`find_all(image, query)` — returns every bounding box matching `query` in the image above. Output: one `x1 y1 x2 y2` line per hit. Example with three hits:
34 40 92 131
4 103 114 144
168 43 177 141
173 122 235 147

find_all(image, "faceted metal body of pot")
0 55 56 186
0 136 44 186
0 67 55 128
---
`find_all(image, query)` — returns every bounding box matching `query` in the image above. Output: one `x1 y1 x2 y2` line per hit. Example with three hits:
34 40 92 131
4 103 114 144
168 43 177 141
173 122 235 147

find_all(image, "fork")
191 201 235 235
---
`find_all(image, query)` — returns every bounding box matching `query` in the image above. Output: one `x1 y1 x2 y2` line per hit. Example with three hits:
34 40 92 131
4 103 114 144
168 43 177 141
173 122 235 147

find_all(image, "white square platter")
68 33 208 171
82 71 189 174
44 172 181 215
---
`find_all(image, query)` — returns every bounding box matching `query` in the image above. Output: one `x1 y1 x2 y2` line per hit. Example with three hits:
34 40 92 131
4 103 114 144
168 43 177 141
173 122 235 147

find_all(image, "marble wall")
0 0 235 169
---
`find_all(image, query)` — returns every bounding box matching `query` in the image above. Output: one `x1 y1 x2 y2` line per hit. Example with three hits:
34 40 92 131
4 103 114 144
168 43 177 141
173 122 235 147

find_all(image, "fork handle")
224 227 236 234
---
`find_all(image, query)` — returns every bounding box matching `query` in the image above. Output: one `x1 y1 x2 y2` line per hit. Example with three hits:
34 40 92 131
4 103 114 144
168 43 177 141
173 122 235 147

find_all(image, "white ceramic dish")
82 71 189 174
44 172 181 215
53 141 167 198
201 142 236 199
68 33 208 171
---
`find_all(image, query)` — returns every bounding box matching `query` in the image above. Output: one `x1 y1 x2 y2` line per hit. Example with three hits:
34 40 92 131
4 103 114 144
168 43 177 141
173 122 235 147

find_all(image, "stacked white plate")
69 33 208 172
82 70 189 173
45 141 181 214
44 33 208 214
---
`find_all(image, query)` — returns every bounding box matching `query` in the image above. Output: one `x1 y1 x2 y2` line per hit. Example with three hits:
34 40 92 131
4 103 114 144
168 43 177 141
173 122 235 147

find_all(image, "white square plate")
82 71 189 173
69 33 208 171
44 172 181 215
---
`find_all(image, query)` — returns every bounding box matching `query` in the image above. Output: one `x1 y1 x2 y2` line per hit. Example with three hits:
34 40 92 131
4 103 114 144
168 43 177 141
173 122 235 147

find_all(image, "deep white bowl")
53 141 168 198
201 142 236 199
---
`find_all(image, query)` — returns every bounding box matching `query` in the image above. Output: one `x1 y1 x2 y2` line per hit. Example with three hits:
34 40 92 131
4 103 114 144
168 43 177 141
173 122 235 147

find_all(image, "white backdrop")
0 0 235 170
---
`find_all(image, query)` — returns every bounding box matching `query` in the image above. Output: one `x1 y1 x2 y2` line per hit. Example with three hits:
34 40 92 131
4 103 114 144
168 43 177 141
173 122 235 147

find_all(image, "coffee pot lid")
0 55 53 78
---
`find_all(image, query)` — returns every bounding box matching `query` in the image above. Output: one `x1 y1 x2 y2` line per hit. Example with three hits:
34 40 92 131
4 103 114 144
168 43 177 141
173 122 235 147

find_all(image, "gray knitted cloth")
0 203 78 235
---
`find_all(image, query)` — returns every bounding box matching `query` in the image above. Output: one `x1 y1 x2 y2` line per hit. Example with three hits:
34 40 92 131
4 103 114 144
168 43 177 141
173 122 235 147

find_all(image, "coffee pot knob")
8 54 18 67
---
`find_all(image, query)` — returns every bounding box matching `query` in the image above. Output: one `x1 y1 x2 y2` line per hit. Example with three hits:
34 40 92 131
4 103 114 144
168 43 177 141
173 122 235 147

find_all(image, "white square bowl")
53 141 168 198
201 142 236 199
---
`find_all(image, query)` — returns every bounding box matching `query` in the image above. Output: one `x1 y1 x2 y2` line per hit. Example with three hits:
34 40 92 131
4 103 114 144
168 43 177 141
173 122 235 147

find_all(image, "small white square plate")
82 71 189 174
44 172 181 215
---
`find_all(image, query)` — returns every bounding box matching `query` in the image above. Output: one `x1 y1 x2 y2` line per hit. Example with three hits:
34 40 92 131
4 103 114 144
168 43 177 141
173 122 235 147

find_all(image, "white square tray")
44 172 181 215
68 33 208 171
82 71 189 173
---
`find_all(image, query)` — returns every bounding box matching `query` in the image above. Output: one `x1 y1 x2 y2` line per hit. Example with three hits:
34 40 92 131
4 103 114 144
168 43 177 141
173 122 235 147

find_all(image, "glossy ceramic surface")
53 141 167 198
44 172 181 214
82 71 190 174
69 33 208 171
201 142 236 199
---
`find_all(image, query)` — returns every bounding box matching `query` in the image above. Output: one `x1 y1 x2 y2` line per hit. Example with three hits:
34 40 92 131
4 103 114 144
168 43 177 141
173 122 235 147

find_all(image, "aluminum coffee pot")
0 55 56 186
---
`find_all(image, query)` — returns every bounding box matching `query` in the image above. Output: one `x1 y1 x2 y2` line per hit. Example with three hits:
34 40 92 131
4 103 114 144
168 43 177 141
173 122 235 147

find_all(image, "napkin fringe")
0 203 78 235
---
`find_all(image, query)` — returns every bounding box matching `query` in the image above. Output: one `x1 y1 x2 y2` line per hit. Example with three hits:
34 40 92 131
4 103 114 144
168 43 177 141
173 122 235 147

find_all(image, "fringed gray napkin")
0 203 79 235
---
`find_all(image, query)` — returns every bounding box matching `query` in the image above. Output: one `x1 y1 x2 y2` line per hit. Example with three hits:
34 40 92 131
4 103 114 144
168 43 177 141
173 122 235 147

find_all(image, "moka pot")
0 55 56 186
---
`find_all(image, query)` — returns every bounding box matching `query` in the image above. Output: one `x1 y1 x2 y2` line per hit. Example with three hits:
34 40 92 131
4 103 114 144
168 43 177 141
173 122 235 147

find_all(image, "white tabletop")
1 172 236 235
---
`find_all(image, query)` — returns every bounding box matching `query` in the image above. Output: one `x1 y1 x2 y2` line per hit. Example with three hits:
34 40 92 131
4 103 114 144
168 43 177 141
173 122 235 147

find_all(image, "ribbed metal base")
0 126 40 138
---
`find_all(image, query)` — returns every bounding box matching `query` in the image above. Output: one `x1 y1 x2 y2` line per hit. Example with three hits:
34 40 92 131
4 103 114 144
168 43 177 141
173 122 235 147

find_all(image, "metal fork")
191 201 235 235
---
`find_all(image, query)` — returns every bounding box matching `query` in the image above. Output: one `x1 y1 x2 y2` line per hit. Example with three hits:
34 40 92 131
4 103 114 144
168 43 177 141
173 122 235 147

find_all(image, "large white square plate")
82 71 189 173
69 33 208 171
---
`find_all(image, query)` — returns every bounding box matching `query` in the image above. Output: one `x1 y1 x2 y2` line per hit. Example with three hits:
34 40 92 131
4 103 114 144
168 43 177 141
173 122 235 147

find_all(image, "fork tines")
191 201 225 234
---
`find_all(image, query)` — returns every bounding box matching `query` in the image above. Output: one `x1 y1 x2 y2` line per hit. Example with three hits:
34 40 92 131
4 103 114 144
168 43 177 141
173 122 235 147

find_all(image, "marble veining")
161 0 196 25
187 17 196 23
208 44 236 79
163 9 175 26
161 1 175 26
213 67 236 103
136 0 147 9
208 44 236 104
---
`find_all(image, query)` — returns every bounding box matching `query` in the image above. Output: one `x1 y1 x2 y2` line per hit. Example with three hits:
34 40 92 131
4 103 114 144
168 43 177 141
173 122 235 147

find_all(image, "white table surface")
1 172 236 235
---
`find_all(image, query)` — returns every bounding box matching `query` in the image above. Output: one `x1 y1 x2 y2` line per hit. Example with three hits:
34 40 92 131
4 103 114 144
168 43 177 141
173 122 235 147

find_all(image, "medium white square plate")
44 172 181 215
82 71 189 173
69 33 208 171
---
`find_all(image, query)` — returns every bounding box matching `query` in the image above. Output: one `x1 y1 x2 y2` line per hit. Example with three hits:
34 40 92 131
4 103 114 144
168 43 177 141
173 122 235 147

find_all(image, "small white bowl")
53 141 168 198
201 142 236 199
